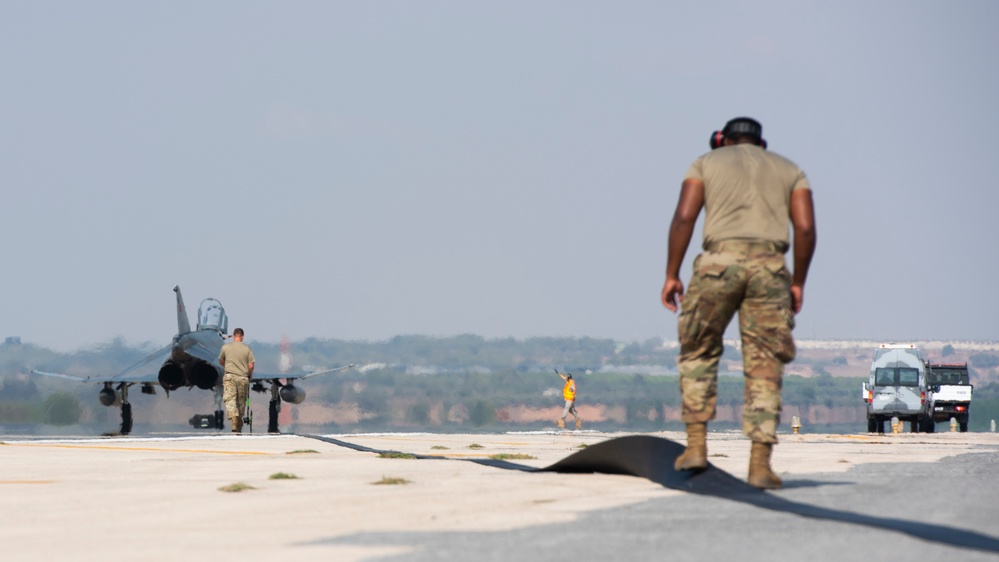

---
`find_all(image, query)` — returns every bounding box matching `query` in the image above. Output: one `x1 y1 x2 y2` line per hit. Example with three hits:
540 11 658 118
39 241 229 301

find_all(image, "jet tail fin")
174 285 191 334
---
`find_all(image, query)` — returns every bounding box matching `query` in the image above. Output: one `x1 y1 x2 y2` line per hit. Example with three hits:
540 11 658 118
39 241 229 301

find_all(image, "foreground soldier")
661 117 816 489
218 327 255 433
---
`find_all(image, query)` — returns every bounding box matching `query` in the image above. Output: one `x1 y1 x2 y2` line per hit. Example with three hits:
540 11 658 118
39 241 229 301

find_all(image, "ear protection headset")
709 130 725 150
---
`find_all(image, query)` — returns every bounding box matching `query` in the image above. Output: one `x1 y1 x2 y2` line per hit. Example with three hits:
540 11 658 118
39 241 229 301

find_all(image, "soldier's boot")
231 416 243 434
747 442 782 490
575 418 582 430
674 422 708 471
556 418 565 429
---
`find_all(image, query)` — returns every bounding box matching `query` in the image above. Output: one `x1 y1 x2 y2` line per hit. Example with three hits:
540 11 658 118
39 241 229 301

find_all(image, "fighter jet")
32 286 353 435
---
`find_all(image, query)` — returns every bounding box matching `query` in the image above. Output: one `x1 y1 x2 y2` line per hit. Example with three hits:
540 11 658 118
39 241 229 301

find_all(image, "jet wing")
32 343 173 385
254 364 355 382
31 370 92 383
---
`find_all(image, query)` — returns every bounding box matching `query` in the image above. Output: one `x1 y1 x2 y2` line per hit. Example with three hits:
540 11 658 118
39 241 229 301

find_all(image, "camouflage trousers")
676 242 797 443
223 373 250 420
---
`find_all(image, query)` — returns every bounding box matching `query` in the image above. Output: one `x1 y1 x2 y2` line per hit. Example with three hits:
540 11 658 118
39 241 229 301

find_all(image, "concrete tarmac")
2 430 998 561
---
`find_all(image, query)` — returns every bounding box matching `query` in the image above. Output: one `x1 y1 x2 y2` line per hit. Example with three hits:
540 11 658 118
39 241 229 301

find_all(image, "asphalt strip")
296 433 999 555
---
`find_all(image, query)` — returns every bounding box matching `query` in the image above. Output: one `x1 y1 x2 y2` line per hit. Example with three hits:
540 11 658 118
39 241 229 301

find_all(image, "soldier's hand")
790 284 804 314
661 278 685 313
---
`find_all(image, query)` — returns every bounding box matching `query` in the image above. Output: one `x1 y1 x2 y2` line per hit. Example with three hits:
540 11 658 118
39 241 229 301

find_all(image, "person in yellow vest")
556 371 581 430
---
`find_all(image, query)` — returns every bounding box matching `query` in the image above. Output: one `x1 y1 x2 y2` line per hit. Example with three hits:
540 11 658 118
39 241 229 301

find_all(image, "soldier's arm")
661 178 704 312
789 189 817 313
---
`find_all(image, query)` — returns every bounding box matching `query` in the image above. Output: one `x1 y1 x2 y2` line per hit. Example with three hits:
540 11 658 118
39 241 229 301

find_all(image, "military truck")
923 362 973 432
863 343 930 433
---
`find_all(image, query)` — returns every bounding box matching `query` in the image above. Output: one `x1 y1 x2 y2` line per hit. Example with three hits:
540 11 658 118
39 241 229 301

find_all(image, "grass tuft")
378 452 417 459
219 482 256 493
430 445 449 450
467 443 484 449
489 453 536 460
373 476 411 485
576 443 588 449
286 449 320 455
269 472 300 480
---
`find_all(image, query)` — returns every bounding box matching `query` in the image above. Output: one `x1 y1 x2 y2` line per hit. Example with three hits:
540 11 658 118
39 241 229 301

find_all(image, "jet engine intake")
158 361 185 391
98 387 116 407
190 362 220 390
279 384 306 404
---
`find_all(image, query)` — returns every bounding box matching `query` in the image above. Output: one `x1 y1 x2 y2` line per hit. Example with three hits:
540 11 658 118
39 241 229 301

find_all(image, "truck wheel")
876 416 885 434
868 417 877 433
925 418 936 433
959 417 969 432
910 419 919 433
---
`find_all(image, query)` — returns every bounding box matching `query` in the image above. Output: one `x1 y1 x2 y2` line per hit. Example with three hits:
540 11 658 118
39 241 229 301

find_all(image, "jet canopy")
197 298 228 334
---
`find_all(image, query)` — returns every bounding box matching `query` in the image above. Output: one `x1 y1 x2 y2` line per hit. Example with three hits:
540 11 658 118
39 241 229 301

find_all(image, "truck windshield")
927 369 970 385
875 367 920 386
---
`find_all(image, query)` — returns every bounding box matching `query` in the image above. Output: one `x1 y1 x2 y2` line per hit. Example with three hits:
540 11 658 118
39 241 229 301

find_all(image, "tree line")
2 335 999 433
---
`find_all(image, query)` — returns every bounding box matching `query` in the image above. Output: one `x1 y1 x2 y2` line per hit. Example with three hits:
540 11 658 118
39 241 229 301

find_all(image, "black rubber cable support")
295 433 999 554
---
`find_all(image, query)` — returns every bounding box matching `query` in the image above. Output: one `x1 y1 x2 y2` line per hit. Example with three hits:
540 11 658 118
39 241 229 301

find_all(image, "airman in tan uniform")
661 117 817 489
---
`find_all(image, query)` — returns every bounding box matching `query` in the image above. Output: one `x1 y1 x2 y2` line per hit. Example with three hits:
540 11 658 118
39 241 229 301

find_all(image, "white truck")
923 362 973 432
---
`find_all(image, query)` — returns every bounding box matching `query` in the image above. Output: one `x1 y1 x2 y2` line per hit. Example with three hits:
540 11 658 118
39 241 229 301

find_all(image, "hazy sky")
2 2 997 352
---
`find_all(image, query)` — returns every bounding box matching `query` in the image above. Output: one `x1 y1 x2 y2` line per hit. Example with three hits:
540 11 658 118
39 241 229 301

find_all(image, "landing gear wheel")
268 400 280 434
120 403 133 435
215 410 225 430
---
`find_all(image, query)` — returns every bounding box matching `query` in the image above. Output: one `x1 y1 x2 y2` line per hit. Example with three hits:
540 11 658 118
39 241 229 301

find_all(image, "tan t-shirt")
685 144 811 250
219 341 255 378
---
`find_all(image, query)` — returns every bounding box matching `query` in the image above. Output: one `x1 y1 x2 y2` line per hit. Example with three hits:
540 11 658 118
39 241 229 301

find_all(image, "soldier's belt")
705 239 787 254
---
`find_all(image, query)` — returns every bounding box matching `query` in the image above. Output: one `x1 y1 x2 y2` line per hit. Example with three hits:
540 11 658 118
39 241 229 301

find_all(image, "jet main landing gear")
117 383 133 435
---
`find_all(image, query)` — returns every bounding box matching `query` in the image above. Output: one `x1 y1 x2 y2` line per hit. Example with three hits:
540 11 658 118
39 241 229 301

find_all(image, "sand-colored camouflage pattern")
676 243 796 443
223 373 249 421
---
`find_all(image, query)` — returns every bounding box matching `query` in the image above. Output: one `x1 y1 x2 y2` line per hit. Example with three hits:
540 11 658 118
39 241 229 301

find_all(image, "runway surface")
2 430 998 561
